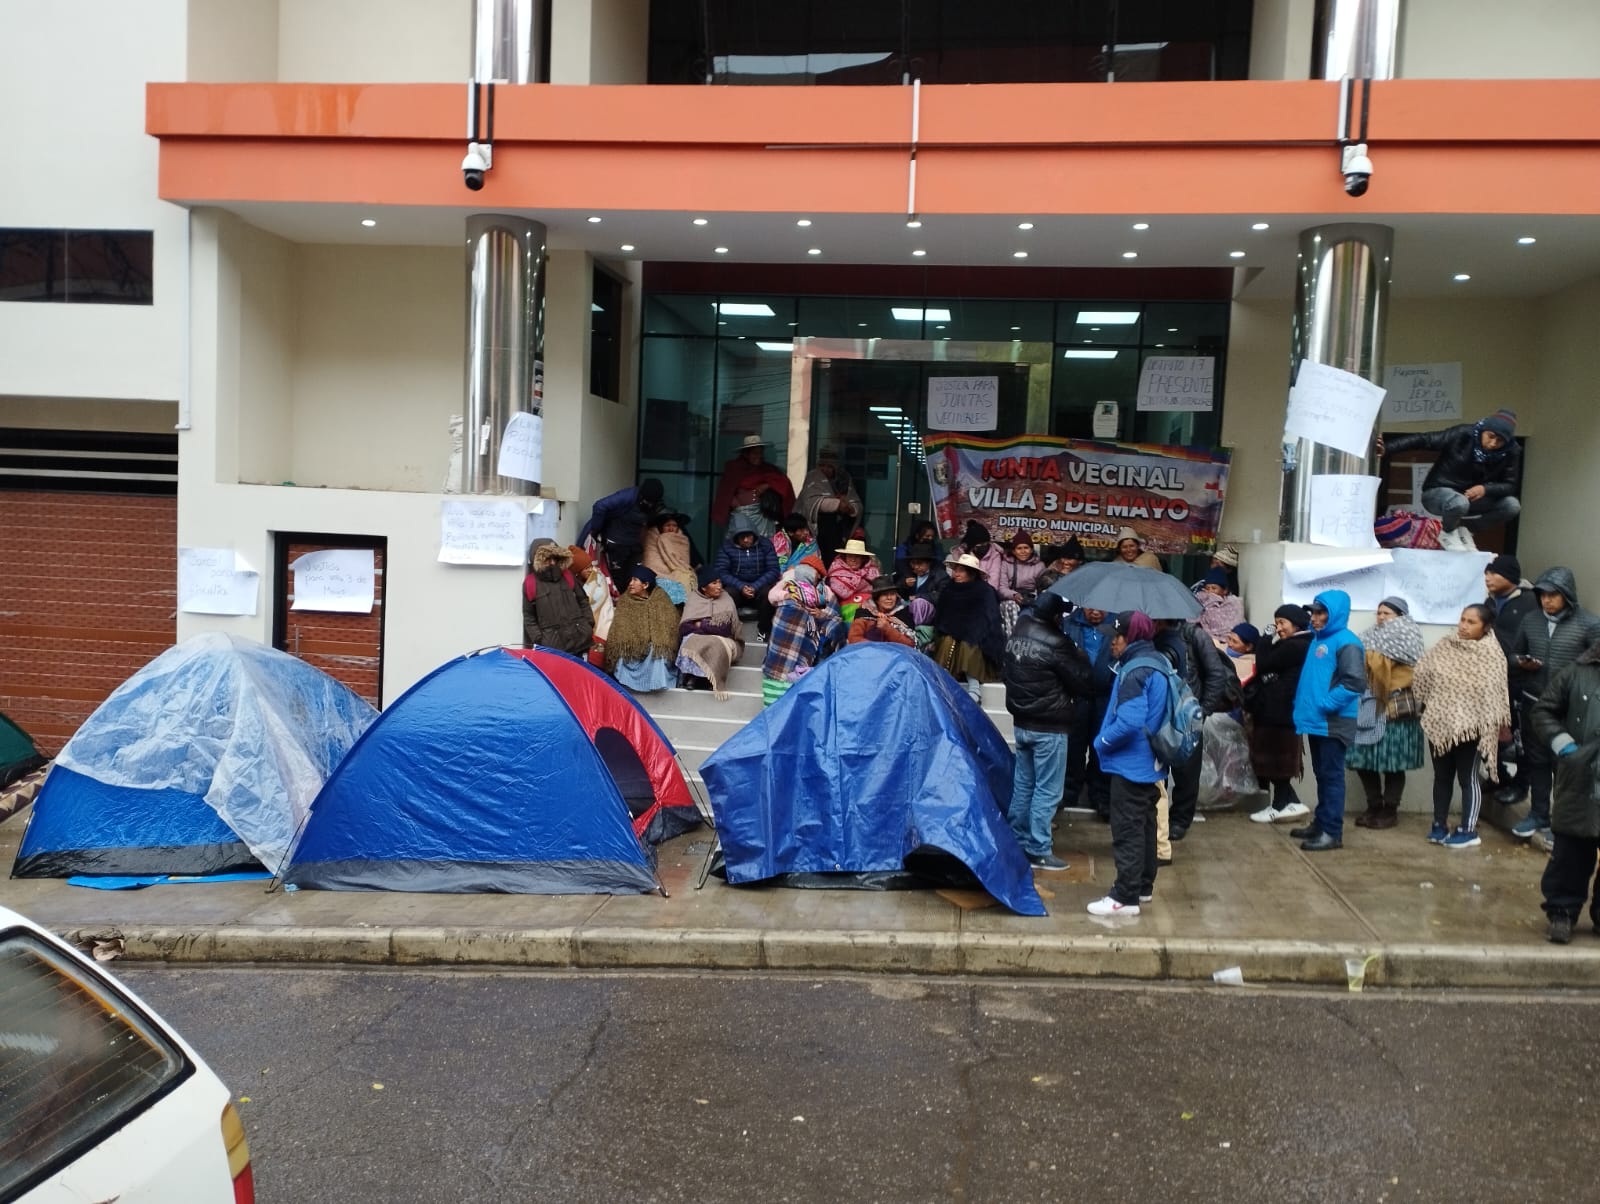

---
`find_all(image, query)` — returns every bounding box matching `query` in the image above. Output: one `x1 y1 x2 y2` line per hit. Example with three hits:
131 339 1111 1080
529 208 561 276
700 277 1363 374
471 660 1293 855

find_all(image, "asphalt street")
122 967 1600 1204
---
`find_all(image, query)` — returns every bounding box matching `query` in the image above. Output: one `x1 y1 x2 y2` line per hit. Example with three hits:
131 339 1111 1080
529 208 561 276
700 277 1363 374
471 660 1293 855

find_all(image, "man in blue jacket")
713 512 781 639
1063 606 1115 820
577 478 665 584
1087 610 1169 917
1290 589 1366 851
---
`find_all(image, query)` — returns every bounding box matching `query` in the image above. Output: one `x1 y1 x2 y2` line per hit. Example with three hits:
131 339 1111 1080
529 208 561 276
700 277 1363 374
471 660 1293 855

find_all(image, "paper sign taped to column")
497 411 543 482
1308 475 1381 549
439 499 526 565
1382 362 1462 422
178 548 259 616
1383 549 1492 624
927 377 998 431
291 549 375 613
525 498 559 546
1283 361 1386 457
1136 356 1214 412
1283 551 1392 612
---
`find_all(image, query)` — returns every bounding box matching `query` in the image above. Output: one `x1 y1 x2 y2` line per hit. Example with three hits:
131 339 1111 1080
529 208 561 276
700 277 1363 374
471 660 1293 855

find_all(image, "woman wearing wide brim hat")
826 536 880 623
930 552 1004 702
847 574 918 648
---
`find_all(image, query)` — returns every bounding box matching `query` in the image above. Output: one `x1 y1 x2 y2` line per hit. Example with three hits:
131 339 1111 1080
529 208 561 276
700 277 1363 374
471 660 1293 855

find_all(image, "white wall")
1248 0 1314 80
277 0 467 82
1400 0 1600 79
187 0 279 80
551 0 649 84
0 0 188 404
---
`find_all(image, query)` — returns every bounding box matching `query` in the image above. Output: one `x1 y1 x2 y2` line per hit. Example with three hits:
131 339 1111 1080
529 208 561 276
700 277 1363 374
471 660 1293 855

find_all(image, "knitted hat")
1201 567 1230 589
1482 408 1517 440
1486 553 1521 583
638 478 664 505
962 520 991 548
781 512 811 534
1232 622 1261 645
630 565 658 587
1113 610 1155 642
1274 603 1311 630
1011 531 1037 549
696 565 720 590
1378 595 1410 616
568 545 593 575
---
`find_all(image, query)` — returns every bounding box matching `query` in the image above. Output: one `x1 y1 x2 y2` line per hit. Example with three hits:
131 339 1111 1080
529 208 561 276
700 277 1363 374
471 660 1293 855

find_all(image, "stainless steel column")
472 0 544 83
1312 0 1401 80
463 215 546 495
1280 223 1393 539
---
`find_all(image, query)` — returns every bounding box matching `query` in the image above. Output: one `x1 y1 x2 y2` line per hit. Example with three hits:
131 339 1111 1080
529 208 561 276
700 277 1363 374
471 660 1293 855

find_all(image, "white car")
0 905 252 1203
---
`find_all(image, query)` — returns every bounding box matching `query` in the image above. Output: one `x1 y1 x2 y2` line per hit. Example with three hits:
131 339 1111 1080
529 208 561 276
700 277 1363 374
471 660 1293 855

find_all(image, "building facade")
4 0 1600 748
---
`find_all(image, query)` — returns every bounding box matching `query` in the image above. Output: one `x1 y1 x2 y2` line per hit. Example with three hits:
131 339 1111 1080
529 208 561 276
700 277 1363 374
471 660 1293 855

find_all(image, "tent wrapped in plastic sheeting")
15 633 377 878
701 643 1046 916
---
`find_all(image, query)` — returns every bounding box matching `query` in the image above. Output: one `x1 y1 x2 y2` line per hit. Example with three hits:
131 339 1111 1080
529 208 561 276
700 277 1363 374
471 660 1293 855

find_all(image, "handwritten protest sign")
525 498 559 546
1283 551 1392 612
1383 363 1462 423
1284 360 1386 457
177 548 259 616
1136 356 1214 412
1308 475 1381 549
290 549 375 613
927 377 999 432
439 499 526 566
497 411 543 482
1383 549 1492 624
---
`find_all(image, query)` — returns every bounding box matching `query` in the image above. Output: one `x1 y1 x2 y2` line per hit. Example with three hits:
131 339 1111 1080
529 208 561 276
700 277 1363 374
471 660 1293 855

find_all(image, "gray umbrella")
1044 560 1201 620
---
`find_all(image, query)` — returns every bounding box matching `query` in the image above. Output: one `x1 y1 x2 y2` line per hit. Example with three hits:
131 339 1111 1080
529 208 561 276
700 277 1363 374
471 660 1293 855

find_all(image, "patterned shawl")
641 528 698 591
1413 633 1511 774
826 555 879 602
603 586 681 671
763 595 845 683
1362 614 1425 666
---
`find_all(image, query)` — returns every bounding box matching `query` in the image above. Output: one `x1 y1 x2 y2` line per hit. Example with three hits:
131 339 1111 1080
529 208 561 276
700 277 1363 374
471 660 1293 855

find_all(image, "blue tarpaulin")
701 644 1045 916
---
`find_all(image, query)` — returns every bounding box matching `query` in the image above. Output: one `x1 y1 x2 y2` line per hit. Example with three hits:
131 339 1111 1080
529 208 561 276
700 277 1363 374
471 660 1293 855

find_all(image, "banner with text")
924 434 1230 557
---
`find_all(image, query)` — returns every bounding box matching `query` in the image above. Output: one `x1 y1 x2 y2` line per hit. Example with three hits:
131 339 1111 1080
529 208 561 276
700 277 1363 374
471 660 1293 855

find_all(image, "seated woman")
1114 527 1163 571
929 551 1005 702
770 512 820 573
826 537 879 623
892 520 943 582
676 566 743 698
848 576 919 647
640 512 700 605
762 564 846 707
1196 568 1247 640
602 565 681 693
905 597 938 651
995 532 1046 637
522 538 594 657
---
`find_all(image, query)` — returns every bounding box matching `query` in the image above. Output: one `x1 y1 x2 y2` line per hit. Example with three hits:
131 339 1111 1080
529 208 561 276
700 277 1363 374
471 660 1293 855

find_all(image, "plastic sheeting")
283 649 660 895
701 643 1046 916
49 632 376 873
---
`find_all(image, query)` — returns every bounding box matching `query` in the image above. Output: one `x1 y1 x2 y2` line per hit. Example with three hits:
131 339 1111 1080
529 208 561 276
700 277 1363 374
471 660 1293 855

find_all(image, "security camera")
461 142 492 191
1341 143 1373 198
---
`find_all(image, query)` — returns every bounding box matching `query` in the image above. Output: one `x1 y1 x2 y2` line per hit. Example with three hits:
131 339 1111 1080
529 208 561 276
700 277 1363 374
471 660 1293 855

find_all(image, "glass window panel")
921 299 1054 343
795 296 917 339
1143 302 1228 352
710 295 797 339
1054 301 1144 347
640 336 716 473
63 231 153 304
1129 348 1223 447
0 228 67 302
1050 348 1139 439
643 294 719 336
590 267 624 401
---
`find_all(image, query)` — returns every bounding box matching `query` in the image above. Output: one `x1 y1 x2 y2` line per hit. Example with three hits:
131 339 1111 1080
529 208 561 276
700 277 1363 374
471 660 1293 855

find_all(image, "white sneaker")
1138 893 1154 904
1086 895 1140 917
1250 801 1309 824
1457 527 1478 551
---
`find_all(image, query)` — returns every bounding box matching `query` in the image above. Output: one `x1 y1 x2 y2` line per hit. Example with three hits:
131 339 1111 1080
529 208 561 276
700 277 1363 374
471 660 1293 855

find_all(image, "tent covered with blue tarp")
282 649 665 895
701 643 1045 916
13 633 376 879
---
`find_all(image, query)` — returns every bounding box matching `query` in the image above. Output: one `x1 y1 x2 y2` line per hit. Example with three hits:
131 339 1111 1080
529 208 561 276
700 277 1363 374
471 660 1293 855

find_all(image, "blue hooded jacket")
714 512 780 595
1094 638 1170 783
1066 609 1116 698
1292 589 1366 743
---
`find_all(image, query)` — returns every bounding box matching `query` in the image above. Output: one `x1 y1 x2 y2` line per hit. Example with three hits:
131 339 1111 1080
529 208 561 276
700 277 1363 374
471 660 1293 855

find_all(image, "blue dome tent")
13 633 377 879
282 648 674 895
701 643 1045 916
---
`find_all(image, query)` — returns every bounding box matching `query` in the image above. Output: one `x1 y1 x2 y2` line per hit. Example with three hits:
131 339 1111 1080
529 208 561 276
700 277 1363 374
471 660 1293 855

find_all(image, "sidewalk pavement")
3 803 1596 991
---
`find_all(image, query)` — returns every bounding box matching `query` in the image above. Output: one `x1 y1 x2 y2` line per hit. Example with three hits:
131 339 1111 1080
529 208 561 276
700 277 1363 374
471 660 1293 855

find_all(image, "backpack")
1123 655 1205 766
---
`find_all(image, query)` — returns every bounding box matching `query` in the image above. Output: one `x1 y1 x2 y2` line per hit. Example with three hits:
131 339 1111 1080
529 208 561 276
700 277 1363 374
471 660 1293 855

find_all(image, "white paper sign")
1383 362 1462 422
1284 360 1387 457
1092 400 1120 438
1309 475 1381 549
1409 462 1431 511
290 549 375 614
525 498 559 546
1283 551 1393 613
497 411 543 482
1383 549 1493 625
439 499 527 566
1136 356 1214 412
177 548 259 616
927 376 999 432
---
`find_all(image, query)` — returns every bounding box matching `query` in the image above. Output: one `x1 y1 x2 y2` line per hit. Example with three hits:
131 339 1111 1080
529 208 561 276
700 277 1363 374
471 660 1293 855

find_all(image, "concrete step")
643 685 764 721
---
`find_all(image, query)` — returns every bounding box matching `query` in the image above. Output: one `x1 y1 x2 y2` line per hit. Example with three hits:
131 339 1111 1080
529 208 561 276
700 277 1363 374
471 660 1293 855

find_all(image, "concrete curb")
53 922 1600 990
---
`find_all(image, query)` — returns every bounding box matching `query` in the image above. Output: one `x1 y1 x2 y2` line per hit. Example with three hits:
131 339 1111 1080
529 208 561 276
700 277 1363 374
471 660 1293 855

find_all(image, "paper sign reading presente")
1309 475 1381 549
1383 548 1493 625
1136 356 1214 412
1283 551 1393 613
1383 362 1462 423
525 498 559 547
927 376 999 432
1284 360 1387 458
439 499 527 566
290 549 375 614
497 411 543 483
177 548 259 616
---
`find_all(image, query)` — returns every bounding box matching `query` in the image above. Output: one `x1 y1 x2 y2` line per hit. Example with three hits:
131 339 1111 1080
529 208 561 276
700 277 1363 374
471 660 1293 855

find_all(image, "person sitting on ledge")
1376 408 1521 552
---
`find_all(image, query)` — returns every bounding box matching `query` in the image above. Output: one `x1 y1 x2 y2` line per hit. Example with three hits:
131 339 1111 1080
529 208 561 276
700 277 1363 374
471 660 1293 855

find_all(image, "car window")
0 929 189 1202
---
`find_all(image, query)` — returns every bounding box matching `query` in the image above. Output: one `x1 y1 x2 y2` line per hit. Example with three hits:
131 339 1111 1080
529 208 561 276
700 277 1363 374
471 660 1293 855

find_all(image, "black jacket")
1155 621 1232 714
900 562 950 607
1385 423 1520 499
1511 567 1600 701
1002 612 1093 734
1486 585 1538 694
1247 631 1311 729
1530 644 1600 838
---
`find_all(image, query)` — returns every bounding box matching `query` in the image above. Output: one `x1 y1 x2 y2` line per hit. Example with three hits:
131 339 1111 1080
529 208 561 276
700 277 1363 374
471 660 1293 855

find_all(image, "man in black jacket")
1002 592 1093 871
1484 553 1538 802
1377 409 1520 552
1155 619 1235 842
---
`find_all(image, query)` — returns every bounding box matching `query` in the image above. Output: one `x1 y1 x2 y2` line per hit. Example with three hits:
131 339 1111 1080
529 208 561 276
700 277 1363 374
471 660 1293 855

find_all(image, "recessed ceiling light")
1012 251 1028 259
1077 311 1139 325
360 218 377 228
1121 251 1138 259
1017 221 1034 230
1065 349 1119 359
1132 222 1150 231
1229 250 1246 258
1090 327 1101 332
857 322 867 327
716 302 776 317
1453 273 1471 281
911 249 927 257
1010 326 1021 332
935 325 946 331
756 341 794 352
1517 236 1536 245
1155 343 1165 348
718 321 727 326
891 307 952 322
586 216 602 224
692 218 708 226
1167 327 1178 333
1251 222 1270 231
714 246 729 254
905 218 922 229
620 244 635 252
796 219 812 227
807 248 822 256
